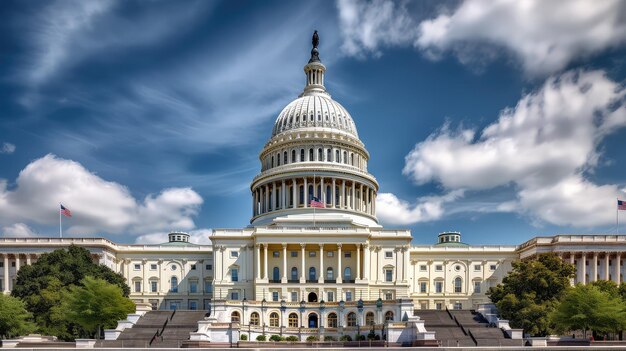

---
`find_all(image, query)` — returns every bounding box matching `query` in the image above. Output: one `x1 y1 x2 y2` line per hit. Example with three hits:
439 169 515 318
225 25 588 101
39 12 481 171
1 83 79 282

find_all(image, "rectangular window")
309 251 316 257
190 264 196 270
327 251 334 257
453 302 462 310
385 269 393 282
231 291 239 300
11 262 15 267
327 291 334 302
134 281 141 292
435 265 443 272
345 291 353 302
206 264 213 270
0 262 3 268
273 251 280 258
231 251 239 258
435 281 443 293
272 291 279 302
490 264 497 271
474 281 481 293
291 251 298 257
290 291 298 302
205 281 212 293
188 300 197 310
231 268 238 282
151 281 157 292
385 251 393 259
419 265 427 271
150 264 157 270
189 281 198 293
420 282 427 293
134 264 141 271
345 252 351 258
385 292 393 300
474 265 481 271
436 302 443 310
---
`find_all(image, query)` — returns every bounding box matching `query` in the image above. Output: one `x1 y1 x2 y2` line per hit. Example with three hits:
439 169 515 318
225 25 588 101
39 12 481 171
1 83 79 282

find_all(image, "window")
300 149 305 162
231 251 239 258
288 313 299 328
231 311 240 323
436 302 443 310
453 302 463 310
347 312 357 326
291 291 298 302
309 267 316 280
335 150 340 162
366 312 375 326
385 251 393 259
474 281 481 293
420 281 427 293
291 251 298 257
343 267 352 280
269 312 279 327
419 265 427 271
134 264 141 271
272 291 279 301
277 154 281 166
206 264 212 270
435 265 443 271
318 148 323 161
134 281 141 292
385 292 393 300
292 150 296 163
309 148 313 161
490 264 497 271
171 265 177 271
327 291 334 302
326 267 334 280
151 281 158 292
454 265 461 271
273 267 280 281
291 267 298 281
454 277 462 293
343 151 347 164
384 268 393 282
435 281 443 293
231 291 239 300
273 251 280 258
204 280 212 293
327 313 338 328
474 265 481 271
327 251 334 257
231 268 239 282
189 280 198 293
250 312 260 326
385 311 394 321
150 264 157 270
344 252 351 258
345 291 353 301
190 264 196 270
170 277 178 293
327 149 331 162
309 251 316 257
188 300 197 310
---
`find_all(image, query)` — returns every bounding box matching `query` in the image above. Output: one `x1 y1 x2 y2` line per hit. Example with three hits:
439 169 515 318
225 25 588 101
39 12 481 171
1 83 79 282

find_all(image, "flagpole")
59 203 62 238
618 197 619 235
313 173 316 227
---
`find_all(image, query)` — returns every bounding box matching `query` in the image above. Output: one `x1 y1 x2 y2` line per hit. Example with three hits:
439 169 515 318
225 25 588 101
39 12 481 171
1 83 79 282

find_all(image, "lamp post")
280 299 286 335
242 296 247 340
261 298 267 336
299 300 306 341
338 300 345 337
319 300 325 338
376 298 383 340
357 298 363 341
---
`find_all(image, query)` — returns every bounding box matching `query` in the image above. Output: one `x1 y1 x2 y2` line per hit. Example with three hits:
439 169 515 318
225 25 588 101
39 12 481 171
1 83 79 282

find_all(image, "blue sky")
1 0 625 245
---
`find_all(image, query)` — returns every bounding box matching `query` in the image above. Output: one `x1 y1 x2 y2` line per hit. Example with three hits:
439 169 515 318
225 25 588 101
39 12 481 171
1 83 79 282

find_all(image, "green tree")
62 276 135 339
487 253 575 336
550 284 626 338
11 245 129 340
590 280 620 298
0 294 35 339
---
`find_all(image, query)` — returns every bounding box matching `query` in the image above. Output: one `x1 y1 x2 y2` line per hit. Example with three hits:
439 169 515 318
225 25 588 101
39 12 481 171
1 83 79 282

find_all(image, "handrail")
170 309 176 321
159 318 168 336
149 330 159 346
454 315 467 335
445 307 453 320
468 329 478 346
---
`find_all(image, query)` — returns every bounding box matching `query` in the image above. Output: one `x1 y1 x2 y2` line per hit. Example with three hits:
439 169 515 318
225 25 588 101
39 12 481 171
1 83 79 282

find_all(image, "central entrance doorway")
308 313 318 328
307 292 318 302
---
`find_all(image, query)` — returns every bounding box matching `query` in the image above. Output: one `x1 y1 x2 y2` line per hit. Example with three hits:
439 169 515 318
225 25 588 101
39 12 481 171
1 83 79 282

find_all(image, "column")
569 254 575 285
365 187 370 214
403 246 408 282
320 176 325 203
241 246 247 282
281 180 286 209
300 244 306 282
26 255 31 266
351 182 356 209
292 179 297 208
282 243 287 282
581 253 586 284
356 244 362 280
3 254 9 293
341 181 345 208
614 253 621 284
359 184 363 211
142 259 147 293
375 247 380 282
252 190 256 216
263 244 268 280
304 177 308 208
604 253 610 280
372 193 376 215
15 254 20 273
337 244 343 283
256 244 261 280
590 253 597 282
264 185 269 213
331 178 336 208
318 244 324 283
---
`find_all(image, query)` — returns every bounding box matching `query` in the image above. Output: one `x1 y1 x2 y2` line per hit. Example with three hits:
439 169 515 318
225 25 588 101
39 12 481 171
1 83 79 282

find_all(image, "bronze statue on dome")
309 30 321 63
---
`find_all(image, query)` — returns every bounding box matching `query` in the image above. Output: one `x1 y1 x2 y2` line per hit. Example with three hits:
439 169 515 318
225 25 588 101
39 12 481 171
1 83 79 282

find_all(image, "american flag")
60 204 72 217
310 196 325 208
619 200 626 211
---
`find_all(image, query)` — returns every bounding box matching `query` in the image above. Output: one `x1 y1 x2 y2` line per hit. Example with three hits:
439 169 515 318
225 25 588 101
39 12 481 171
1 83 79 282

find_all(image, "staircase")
451 310 522 347
416 310 475 347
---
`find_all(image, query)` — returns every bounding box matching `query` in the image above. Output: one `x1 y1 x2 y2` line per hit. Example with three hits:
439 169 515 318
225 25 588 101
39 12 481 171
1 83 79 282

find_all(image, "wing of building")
1 32 625 344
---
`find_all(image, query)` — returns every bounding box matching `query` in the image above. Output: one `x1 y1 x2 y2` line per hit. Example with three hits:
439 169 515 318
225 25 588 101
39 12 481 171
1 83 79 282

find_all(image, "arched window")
291 267 298 281
318 148 323 161
273 267 280 281
343 267 352 280
366 312 375 326
299 185 304 205
454 277 462 293
271 156 274 168
351 153 354 165
288 313 299 328
309 148 313 161
308 185 314 200
309 267 316 281
326 267 334 280
250 312 260 326
327 313 338 328
347 312 357 327
277 153 281 166
289 186 294 206
268 190 272 211
385 311 394 322
326 186 331 205
292 150 296 163
343 151 347 164
335 150 340 163
269 312 279 327
231 311 240 323
300 149 305 162
170 276 178 293
327 149 331 161
335 186 340 206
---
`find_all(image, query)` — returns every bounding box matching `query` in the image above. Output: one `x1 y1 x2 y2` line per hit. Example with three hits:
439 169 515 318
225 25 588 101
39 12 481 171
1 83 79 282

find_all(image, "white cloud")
337 0 626 75
135 228 212 245
0 143 16 154
0 154 203 236
2 223 39 238
402 69 626 227
376 190 464 225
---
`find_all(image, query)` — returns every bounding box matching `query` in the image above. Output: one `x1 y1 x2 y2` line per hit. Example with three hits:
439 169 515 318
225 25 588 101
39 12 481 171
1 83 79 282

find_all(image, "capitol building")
1 33 626 344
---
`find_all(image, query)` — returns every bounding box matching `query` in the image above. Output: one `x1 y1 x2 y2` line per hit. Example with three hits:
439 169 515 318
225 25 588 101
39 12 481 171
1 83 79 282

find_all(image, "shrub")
374 334 381 340
256 335 266 341
269 335 283 342
324 335 336 341
340 335 352 341
239 334 248 341
285 336 299 342
356 334 366 341
306 335 319 341
367 331 376 340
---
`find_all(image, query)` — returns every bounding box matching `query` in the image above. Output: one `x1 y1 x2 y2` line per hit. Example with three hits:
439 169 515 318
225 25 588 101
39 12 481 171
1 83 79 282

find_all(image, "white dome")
271 94 359 138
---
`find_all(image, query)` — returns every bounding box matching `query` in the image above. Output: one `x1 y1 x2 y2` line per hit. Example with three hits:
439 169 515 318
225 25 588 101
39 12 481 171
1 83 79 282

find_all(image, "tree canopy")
0 294 34 339
487 253 575 336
